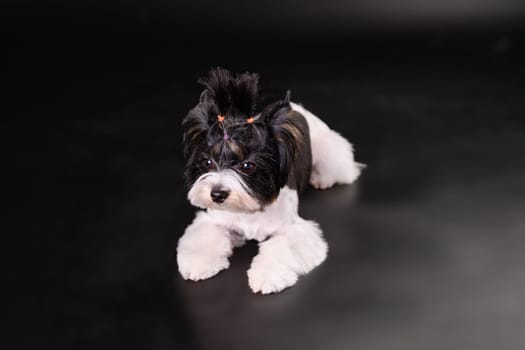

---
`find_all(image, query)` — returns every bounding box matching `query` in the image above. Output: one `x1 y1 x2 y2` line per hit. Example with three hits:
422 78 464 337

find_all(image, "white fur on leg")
247 218 328 294
177 211 234 281
309 130 362 189
290 102 364 189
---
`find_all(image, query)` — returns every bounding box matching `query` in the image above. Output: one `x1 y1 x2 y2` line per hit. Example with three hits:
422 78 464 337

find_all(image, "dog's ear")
260 98 307 188
182 104 211 161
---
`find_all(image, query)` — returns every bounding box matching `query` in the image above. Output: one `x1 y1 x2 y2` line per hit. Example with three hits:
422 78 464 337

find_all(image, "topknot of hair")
198 67 259 117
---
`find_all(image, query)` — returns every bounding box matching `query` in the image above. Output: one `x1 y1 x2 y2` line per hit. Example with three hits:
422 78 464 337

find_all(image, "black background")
5 1 525 349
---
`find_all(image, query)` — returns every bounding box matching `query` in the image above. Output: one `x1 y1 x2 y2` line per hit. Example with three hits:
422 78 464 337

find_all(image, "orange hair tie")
246 116 254 124
217 115 225 122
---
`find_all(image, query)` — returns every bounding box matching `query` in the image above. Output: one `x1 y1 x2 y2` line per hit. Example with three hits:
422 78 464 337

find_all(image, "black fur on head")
182 68 311 211
197 67 259 118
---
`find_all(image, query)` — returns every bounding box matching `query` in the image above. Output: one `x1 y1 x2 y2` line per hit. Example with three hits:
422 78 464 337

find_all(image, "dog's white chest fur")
207 186 299 242
177 102 362 294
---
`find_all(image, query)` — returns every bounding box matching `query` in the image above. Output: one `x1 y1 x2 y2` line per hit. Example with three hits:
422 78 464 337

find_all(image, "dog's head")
182 67 308 212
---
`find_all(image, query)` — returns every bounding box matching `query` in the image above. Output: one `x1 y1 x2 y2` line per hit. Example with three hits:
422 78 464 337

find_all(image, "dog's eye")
203 159 214 170
239 161 256 175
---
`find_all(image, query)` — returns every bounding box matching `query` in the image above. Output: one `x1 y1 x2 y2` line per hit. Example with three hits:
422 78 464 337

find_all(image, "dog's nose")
210 188 230 203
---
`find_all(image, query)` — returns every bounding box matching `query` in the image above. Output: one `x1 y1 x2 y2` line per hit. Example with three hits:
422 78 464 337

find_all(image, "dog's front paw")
177 252 230 281
247 260 298 294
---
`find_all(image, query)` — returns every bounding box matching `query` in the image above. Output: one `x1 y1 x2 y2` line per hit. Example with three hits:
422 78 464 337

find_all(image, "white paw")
310 162 362 190
310 169 336 190
247 260 299 294
177 252 230 281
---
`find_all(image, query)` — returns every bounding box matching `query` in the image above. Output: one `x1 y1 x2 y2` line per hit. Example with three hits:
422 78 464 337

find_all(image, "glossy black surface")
5 1 525 349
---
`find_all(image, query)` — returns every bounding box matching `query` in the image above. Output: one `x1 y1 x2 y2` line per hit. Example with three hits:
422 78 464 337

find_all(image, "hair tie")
246 117 254 124
216 115 229 140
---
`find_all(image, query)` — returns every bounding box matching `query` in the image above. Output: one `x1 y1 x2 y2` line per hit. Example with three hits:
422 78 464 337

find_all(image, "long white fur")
177 102 362 294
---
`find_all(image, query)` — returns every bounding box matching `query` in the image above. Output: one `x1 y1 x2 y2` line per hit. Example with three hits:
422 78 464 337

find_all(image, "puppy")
177 68 363 294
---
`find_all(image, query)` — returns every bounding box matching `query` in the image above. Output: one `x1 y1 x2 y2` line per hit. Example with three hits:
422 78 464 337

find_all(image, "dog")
177 68 363 294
